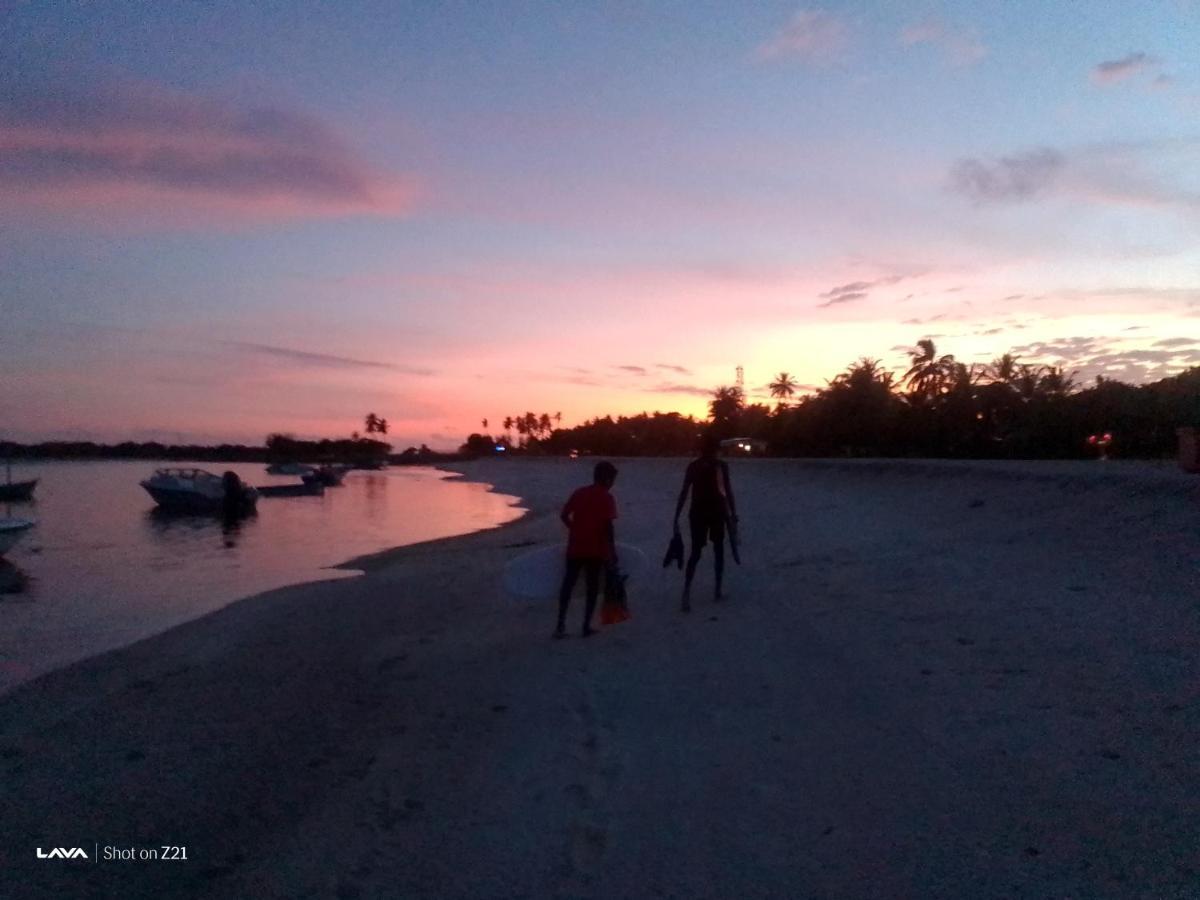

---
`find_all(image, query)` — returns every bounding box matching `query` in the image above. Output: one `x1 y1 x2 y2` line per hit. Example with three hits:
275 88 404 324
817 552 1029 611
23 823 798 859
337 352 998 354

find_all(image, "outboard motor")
221 471 244 514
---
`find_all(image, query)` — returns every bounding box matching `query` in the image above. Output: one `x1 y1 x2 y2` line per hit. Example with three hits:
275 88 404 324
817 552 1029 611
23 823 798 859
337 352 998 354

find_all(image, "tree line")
463 341 1200 460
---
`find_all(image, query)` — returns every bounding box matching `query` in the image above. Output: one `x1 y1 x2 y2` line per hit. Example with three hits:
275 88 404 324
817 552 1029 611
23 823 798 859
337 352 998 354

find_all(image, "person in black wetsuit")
672 434 737 612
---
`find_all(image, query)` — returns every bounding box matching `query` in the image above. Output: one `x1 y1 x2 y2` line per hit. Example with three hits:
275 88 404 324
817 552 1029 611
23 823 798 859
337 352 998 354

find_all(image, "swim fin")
662 532 685 569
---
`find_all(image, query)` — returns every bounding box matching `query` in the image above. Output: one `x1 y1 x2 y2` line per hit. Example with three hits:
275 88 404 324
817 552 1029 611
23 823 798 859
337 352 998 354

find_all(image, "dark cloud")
1011 336 1108 358
617 365 649 376
653 382 714 397
818 291 868 308
817 274 906 308
0 80 409 216
822 280 873 296
1154 337 1197 347
228 341 433 375
949 148 1064 204
655 363 693 375
1003 333 1200 385
1091 52 1160 85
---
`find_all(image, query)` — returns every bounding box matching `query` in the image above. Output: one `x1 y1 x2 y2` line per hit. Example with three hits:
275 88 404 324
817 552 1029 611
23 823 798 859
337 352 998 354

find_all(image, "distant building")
720 437 767 456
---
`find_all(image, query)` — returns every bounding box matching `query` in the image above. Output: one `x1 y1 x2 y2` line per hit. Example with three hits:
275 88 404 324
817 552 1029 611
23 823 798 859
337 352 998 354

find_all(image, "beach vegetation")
476 347 1200 460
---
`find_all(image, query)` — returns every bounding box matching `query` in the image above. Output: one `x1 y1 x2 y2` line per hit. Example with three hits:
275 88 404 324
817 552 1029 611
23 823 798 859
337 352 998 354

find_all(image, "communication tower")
735 365 744 391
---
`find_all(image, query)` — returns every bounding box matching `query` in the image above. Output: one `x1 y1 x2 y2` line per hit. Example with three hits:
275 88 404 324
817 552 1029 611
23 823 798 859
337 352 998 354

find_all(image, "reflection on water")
144 506 258 548
0 461 523 694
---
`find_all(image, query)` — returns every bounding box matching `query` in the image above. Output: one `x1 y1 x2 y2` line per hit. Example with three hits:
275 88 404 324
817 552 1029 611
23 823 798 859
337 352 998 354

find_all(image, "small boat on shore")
141 468 258 514
266 462 315 476
257 480 325 498
0 518 35 556
312 464 350 486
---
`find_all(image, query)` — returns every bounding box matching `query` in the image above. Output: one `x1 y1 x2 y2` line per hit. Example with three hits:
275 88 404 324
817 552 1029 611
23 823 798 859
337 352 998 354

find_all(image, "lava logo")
37 847 89 859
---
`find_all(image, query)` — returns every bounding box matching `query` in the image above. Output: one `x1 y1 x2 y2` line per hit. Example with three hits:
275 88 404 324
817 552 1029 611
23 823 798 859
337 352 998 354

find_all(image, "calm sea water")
0 460 524 693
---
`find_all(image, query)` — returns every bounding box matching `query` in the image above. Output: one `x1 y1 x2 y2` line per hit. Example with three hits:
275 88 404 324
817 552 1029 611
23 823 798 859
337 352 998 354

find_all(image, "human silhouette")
673 435 737 611
556 461 618 637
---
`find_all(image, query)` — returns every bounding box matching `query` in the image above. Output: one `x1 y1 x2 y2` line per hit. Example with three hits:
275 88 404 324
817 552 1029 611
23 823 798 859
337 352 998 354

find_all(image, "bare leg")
556 559 581 636
682 545 702 612
713 538 725 601
582 561 600 635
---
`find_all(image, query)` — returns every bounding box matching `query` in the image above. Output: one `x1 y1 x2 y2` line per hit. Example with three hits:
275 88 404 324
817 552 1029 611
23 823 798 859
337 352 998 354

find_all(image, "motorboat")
311 464 349 486
0 518 35 556
258 479 325 498
140 468 258 514
266 462 315 476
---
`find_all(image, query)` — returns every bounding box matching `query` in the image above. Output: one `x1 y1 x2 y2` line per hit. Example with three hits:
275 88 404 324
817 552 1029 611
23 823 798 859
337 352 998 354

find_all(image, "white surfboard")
503 543 647 601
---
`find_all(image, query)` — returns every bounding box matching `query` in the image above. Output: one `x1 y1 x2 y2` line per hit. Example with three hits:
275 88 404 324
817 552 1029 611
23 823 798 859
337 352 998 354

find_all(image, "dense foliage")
471 346 1200 460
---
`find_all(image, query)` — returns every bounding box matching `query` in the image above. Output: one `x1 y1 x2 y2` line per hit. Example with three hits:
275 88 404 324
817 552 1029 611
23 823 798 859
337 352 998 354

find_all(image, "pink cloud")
1090 52 1160 85
755 9 849 64
900 19 987 67
0 80 416 224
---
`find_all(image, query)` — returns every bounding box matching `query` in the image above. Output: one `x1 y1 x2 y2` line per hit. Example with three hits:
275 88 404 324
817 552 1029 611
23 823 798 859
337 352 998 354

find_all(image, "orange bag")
601 567 631 625
600 601 631 625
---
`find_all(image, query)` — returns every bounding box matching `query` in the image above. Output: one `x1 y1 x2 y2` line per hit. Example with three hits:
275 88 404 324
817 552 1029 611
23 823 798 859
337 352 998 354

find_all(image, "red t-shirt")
563 484 617 560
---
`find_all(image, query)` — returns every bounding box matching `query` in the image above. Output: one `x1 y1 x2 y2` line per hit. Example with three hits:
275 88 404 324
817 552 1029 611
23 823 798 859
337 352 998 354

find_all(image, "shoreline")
0 460 530 700
4 457 1199 898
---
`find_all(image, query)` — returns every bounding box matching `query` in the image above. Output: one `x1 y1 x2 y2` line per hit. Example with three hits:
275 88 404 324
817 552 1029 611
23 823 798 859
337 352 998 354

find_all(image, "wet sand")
2 458 1198 899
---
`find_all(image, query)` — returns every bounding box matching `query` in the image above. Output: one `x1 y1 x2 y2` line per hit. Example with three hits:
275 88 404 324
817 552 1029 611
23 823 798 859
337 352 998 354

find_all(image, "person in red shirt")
555 461 618 638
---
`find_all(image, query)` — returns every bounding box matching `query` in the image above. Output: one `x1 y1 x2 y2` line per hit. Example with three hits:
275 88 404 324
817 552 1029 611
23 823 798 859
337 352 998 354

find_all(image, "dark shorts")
689 512 725 549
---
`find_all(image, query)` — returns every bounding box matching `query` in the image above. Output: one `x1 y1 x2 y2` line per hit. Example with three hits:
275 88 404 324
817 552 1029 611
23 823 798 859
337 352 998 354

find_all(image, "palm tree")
554 411 562 427
364 413 380 434
768 372 797 403
538 413 552 437
829 357 896 392
1038 366 1076 399
986 353 1020 386
1014 364 1043 402
946 362 983 394
482 418 488 431
502 416 514 444
376 417 388 435
904 339 955 402
709 385 744 430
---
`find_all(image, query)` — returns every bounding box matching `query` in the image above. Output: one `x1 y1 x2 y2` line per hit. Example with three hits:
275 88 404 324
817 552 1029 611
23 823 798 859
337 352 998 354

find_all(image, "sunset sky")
4 1 1199 448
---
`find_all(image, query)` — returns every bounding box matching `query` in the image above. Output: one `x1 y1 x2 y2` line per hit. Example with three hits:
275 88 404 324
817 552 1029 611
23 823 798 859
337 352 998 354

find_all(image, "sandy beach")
3 457 1199 899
